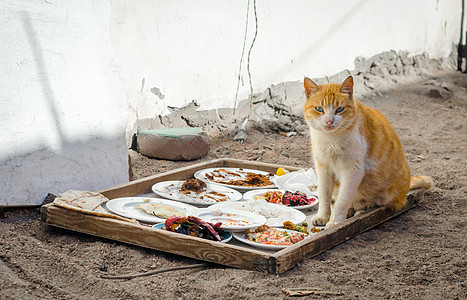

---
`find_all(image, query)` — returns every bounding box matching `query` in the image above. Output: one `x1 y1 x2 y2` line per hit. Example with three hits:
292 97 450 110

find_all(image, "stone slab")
137 127 210 161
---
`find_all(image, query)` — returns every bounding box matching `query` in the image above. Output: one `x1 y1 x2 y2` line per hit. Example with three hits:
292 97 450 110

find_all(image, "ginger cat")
303 76 433 228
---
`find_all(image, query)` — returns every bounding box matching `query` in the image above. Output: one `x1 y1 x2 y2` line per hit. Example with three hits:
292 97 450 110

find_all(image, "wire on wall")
246 0 258 118
233 0 250 115
233 0 258 117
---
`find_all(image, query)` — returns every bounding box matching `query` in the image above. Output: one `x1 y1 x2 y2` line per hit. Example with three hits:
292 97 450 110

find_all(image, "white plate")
209 201 306 227
243 189 319 210
232 228 311 251
105 197 197 223
152 223 233 243
151 180 242 205
193 167 275 191
190 208 267 232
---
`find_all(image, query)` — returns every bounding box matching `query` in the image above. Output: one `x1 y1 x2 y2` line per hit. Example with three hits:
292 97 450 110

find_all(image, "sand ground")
1 71 466 299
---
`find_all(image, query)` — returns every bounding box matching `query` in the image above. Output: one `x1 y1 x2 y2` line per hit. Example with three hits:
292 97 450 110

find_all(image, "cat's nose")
325 120 333 126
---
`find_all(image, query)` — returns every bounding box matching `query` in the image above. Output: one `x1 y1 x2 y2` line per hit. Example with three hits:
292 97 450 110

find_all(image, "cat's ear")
340 76 354 98
304 77 319 98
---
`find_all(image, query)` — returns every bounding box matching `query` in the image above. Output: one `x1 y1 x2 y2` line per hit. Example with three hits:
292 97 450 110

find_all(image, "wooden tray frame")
41 158 423 274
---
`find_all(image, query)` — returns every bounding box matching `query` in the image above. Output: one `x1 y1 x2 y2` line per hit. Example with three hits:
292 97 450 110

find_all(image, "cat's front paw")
311 215 329 226
325 221 340 229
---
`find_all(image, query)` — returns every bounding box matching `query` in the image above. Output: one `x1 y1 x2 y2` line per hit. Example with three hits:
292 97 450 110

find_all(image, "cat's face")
303 76 356 133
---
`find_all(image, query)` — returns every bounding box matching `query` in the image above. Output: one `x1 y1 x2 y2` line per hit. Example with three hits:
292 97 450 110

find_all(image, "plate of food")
105 197 197 223
190 208 267 232
232 225 311 250
243 189 319 210
209 200 306 227
193 167 275 191
152 220 233 243
151 179 242 205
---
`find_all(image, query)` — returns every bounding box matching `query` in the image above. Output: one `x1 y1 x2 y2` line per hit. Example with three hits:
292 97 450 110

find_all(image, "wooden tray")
41 158 424 274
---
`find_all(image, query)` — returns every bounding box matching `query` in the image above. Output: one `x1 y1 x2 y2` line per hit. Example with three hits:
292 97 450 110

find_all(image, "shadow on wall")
21 11 66 148
267 0 371 81
0 137 129 206
0 12 129 206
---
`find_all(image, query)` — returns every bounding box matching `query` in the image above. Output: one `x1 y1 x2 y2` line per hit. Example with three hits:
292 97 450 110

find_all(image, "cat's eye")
315 107 324 112
335 107 345 113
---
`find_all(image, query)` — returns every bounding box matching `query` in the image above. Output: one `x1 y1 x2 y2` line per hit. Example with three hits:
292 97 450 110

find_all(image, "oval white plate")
209 201 306 227
151 180 242 206
232 228 310 251
152 223 232 243
243 189 319 210
190 208 267 232
193 167 275 191
105 197 197 223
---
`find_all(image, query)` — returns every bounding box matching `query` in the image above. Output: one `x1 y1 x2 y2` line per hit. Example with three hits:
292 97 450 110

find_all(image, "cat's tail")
410 175 434 190
390 175 433 211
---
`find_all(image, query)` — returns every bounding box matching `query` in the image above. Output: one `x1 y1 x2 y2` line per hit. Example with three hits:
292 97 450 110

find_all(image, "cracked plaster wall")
121 0 463 142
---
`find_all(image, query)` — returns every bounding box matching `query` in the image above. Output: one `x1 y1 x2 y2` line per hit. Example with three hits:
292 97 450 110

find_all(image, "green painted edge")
138 127 203 138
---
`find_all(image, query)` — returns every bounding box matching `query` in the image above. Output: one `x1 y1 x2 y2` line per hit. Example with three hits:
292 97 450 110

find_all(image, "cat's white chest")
311 128 367 172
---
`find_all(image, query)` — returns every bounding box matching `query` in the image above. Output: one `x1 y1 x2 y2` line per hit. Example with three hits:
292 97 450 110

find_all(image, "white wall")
0 0 463 206
112 0 462 127
0 1 129 206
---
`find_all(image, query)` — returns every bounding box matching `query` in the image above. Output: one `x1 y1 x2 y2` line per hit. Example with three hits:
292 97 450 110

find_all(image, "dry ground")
1 71 466 299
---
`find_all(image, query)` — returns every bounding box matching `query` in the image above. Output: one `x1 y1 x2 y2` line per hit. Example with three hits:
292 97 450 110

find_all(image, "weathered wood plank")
96 159 226 199
223 158 301 173
97 158 300 199
270 188 424 274
41 203 273 272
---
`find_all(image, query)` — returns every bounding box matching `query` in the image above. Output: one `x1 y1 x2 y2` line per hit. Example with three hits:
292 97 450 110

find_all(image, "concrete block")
137 127 210 161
